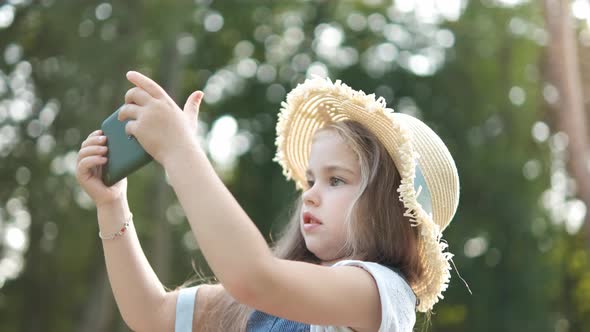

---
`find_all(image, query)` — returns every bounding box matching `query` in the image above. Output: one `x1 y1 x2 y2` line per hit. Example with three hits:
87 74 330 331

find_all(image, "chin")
304 243 337 262
303 240 322 258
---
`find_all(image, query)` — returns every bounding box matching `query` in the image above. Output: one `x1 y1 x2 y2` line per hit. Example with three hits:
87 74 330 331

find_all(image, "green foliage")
0 0 587 331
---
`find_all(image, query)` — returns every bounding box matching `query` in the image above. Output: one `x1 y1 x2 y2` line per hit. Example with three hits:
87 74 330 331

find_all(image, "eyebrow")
305 165 356 177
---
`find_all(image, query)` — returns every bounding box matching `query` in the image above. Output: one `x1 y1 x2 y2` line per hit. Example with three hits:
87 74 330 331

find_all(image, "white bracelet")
99 213 133 240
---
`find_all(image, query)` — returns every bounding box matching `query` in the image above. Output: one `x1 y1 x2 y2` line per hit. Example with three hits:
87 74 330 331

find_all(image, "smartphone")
101 105 153 186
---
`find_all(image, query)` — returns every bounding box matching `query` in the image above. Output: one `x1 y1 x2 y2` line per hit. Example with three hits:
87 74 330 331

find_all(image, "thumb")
183 91 204 119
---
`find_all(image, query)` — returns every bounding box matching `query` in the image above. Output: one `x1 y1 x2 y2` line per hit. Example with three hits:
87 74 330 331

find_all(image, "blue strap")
175 286 199 332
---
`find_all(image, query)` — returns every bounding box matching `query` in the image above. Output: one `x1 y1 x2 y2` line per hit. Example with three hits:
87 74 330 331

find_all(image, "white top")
310 260 416 332
175 260 416 332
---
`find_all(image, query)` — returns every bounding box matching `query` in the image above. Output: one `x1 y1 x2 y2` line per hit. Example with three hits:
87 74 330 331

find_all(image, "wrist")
99 213 133 240
97 199 131 230
162 138 204 170
163 141 212 192
96 197 129 213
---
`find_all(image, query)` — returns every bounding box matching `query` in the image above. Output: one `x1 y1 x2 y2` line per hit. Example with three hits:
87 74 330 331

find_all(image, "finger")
88 129 102 137
118 104 141 122
81 135 107 149
84 129 102 142
182 91 204 119
126 71 167 99
77 145 108 163
78 155 108 175
125 87 152 106
124 120 138 137
92 163 103 179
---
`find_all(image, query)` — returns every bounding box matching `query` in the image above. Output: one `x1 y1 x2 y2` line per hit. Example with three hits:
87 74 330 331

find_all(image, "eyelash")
306 177 345 187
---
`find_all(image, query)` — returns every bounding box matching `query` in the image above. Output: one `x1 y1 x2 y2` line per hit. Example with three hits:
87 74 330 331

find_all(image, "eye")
306 180 315 188
329 177 344 186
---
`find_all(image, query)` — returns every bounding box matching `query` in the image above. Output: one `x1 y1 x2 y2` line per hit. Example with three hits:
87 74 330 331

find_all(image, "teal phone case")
101 106 153 186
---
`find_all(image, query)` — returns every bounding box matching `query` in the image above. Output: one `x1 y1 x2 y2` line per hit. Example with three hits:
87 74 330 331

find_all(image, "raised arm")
163 145 381 331
98 199 225 332
76 129 177 331
97 200 176 331
119 71 382 331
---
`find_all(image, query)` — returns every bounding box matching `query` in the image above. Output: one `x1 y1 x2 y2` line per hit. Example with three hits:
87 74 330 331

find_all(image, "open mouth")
303 212 322 225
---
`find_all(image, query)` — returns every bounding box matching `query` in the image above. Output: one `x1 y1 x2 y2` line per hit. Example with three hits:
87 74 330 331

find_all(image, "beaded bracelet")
99 213 133 240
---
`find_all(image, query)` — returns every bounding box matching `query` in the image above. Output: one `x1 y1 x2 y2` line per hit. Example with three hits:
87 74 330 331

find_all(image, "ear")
182 91 204 120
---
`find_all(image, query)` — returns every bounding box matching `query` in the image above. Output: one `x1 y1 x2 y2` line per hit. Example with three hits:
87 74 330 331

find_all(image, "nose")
302 184 320 206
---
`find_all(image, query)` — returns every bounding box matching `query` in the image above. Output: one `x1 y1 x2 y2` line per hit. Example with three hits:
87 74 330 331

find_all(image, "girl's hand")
118 71 205 167
75 129 128 208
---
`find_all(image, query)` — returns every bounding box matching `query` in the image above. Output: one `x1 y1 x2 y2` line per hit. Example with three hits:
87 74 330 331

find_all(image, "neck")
320 257 352 266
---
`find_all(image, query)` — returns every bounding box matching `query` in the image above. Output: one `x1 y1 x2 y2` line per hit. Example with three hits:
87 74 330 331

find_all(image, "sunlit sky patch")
541 132 588 236
394 0 466 23
0 4 15 29
492 0 530 7
207 115 252 176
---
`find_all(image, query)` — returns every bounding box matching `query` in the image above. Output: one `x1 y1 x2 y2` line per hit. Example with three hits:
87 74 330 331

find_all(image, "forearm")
97 199 167 331
164 143 274 298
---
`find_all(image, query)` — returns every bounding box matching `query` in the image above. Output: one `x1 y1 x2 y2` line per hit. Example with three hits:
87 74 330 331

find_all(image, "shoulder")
332 260 415 299
329 260 416 331
173 284 225 332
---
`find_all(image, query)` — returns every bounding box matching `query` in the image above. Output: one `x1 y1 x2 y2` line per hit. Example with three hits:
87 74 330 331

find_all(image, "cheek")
335 190 358 227
335 189 358 207
331 193 356 226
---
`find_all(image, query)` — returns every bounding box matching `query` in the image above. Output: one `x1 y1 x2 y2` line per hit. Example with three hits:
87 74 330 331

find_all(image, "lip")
302 212 322 231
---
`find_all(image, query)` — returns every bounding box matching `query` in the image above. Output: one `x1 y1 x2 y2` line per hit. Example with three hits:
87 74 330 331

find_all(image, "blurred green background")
1 0 590 331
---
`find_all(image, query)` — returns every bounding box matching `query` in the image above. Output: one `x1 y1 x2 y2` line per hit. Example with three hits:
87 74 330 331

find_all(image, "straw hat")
273 77 460 312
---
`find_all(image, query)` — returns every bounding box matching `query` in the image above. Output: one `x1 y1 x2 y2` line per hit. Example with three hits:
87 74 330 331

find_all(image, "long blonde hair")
185 120 423 331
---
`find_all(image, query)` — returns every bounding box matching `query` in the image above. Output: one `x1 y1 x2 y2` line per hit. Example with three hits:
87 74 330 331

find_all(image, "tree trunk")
77 266 116 332
544 0 590 246
150 35 185 286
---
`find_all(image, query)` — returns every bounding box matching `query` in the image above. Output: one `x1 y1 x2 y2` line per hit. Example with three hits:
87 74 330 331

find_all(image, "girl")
75 72 460 332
